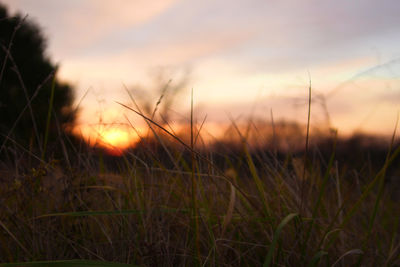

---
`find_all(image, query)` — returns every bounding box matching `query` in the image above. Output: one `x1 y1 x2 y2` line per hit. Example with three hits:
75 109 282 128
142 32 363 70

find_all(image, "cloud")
5 0 400 66
64 0 179 44
2 0 180 57
130 32 253 66
57 28 253 87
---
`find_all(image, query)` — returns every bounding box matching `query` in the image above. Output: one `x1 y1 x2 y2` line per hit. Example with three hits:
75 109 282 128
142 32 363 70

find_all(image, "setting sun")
73 123 140 155
101 129 131 148
99 127 140 154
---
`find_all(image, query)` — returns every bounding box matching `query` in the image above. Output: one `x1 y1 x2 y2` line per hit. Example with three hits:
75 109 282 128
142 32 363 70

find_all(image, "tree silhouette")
0 4 75 155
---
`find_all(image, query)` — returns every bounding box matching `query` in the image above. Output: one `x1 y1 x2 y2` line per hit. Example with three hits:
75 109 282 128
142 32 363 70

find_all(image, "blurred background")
2 0 400 152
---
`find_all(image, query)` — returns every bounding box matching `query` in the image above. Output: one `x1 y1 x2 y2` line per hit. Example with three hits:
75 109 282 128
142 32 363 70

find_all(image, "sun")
101 128 131 147
102 130 130 148
72 122 142 156
98 128 136 155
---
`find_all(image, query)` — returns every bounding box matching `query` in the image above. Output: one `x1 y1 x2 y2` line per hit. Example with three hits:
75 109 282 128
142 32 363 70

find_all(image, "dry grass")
0 117 399 267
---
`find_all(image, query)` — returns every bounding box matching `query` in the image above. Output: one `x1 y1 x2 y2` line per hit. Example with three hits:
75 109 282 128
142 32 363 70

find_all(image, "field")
0 103 400 267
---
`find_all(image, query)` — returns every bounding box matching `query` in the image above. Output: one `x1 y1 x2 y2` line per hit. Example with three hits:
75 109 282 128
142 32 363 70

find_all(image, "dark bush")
0 3 75 155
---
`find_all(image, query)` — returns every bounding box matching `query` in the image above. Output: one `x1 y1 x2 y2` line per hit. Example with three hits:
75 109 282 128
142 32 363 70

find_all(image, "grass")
0 91 400 266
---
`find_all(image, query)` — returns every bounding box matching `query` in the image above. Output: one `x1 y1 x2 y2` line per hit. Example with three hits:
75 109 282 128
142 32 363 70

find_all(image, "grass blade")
42 77 56 159
35 208 188 219
0 220 31 257
264 213 298 267
221 183 236 237
0 260 138 267
332 249 363 267
307 250 328 267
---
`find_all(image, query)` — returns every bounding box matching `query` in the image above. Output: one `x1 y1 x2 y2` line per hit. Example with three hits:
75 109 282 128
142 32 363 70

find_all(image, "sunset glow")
101 129 131 148
74 123 141 155
4 0 400 140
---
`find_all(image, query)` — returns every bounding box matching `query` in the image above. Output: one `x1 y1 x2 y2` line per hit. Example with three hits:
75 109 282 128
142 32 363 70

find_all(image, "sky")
3 0 400 150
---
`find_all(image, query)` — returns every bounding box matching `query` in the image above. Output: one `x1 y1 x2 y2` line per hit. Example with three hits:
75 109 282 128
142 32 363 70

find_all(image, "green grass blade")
264 213 298 267
35 208 188 218
307 250 328 267
302 141 336 253
332 249 363 267
323 143 400 250
341 144 400 228
41 77 56 159
0 260 138 267
244 142 270 217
